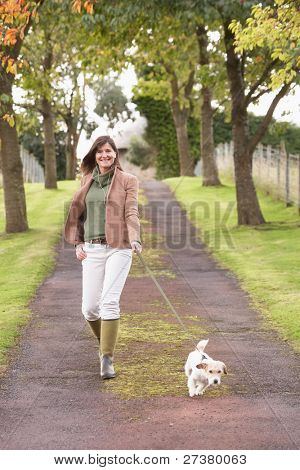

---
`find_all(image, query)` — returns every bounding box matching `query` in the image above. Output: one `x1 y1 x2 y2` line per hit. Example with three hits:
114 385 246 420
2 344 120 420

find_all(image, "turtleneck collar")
92 165 115 185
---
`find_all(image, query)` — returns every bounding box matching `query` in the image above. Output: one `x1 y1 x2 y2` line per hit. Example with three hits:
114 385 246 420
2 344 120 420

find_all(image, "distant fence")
213 140 300 208
0 146 44 187
20 146 44 183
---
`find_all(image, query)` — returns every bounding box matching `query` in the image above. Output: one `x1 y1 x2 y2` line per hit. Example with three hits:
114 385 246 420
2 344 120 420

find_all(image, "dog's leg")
195 384 205 395
184 362 192 378
187 376 196 397
195 379 209 396
199 382 210 395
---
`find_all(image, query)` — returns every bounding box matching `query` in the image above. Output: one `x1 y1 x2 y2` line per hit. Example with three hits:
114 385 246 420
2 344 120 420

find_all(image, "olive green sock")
100 319 120 359
86 319 101 344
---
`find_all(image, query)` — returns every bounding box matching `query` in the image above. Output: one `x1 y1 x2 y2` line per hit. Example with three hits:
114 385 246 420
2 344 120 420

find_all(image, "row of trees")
0 0 131 231
132 97 300 179
122 0 299 224
0 0 299 234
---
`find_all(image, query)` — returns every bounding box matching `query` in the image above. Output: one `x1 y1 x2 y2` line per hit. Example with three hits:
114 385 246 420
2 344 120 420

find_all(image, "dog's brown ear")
196 363 207 370
222 363 228 375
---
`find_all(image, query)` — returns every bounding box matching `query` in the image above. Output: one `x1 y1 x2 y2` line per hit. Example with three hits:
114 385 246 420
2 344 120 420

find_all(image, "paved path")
0 179 299 450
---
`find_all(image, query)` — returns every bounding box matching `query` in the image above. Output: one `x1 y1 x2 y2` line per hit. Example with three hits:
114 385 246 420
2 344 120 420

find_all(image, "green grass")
164 174 300 351
0 180 79 373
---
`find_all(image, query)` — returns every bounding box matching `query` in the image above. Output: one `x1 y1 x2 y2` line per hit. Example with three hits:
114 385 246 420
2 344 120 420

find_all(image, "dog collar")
195 347 208 361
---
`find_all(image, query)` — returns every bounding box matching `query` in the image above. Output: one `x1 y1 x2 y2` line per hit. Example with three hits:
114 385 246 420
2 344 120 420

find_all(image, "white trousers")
81 242 133 321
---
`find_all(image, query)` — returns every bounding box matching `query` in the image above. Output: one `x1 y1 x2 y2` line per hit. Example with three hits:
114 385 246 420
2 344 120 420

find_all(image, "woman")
64 135 142 380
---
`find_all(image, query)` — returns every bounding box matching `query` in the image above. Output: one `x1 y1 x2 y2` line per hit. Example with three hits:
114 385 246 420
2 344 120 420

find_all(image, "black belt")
88 237 107 244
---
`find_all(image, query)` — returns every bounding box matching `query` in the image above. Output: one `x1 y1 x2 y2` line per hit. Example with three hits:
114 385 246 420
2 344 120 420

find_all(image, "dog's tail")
196 339 209 352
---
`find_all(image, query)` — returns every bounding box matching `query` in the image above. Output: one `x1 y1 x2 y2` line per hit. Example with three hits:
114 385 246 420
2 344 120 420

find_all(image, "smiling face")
196 360 227 386
95 142 116 173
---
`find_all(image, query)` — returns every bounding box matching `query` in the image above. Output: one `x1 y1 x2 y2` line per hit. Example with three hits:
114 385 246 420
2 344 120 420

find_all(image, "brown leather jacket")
64 166 141 248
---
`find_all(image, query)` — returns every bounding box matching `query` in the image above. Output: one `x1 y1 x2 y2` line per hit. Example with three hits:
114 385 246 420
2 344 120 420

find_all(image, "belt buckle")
88 239 98 247
90 238 106 245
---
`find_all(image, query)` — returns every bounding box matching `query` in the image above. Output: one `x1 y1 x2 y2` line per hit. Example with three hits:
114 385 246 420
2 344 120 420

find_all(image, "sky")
77 64 300 160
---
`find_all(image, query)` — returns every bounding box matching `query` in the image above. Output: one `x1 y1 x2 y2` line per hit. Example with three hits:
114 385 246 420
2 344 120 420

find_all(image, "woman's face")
95 143 116 172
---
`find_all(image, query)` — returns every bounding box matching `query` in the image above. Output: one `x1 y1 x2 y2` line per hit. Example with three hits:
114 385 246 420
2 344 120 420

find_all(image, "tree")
212 0 297 225
53 52 96 180
92 76 133 128
16 0 101 183
51 6 100 180
17 112 68 180
196 22 222 185
0 0 93 232
0 0 43 232
78 0 220 181
139 1 225 184
129 17 199 176
231 0 300 91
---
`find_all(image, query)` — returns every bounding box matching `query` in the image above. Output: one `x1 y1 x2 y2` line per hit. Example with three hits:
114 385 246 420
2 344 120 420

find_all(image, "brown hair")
80 135 124 175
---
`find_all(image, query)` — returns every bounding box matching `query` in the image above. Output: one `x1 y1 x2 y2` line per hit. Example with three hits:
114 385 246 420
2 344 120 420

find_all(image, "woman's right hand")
75 243 87 261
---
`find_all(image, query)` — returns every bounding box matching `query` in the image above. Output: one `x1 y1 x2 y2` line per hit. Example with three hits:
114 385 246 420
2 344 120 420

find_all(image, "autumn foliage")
0 0 94 124
0 1 41 73
0 0 94 75
72 0 94 14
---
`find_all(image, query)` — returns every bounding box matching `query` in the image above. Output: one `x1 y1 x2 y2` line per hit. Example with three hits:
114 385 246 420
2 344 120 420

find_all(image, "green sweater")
83 165 114 241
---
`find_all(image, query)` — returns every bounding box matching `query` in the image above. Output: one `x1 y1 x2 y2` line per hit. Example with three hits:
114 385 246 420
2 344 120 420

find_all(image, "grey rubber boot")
99 319 120 379
99 353 116 379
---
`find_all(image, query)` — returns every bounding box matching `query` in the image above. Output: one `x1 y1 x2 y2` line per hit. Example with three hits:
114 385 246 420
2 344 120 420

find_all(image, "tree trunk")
0 3 43 233
72 132 80 176
65 129 72 180
41 97 57 189
0 72 28 232
196 24 221 186
172 108 194 176
223 20 265 225
41 29 57 188
66 127 79 179
233 121 265 224
169 77 194 176
200 86 221 186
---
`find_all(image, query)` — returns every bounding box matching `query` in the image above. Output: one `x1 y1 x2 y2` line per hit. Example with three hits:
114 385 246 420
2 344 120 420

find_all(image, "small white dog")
184 339 228 397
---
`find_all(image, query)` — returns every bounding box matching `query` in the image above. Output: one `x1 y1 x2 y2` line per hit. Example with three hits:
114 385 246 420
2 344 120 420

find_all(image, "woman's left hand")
131 240 142 253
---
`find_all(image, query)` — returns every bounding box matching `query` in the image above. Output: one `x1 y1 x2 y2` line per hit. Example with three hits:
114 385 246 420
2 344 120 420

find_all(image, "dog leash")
135 249 200 351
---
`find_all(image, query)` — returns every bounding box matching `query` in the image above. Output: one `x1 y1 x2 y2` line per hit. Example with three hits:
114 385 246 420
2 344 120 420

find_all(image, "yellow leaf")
2 114 15 127
84 1 93 14
4 28 18 46
6 59 17 75
72 0 81 13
